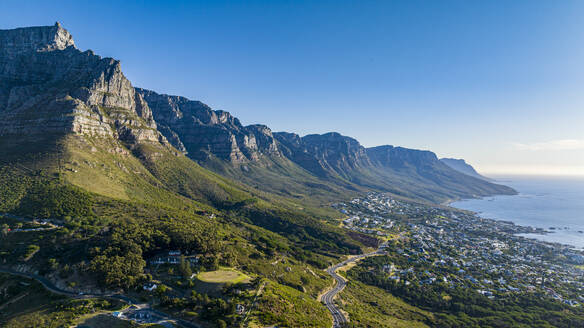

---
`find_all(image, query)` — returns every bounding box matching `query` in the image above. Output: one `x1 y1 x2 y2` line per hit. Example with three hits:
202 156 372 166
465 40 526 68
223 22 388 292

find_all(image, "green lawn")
196 268 251 284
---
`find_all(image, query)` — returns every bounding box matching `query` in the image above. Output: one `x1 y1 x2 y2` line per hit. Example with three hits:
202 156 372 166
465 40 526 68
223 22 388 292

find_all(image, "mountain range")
136 86 515 204
0 23 515 209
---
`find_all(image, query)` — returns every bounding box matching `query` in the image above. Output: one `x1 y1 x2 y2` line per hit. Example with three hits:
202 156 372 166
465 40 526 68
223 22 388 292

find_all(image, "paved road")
0 267 78 297
321 244 387 328
0 267 200 328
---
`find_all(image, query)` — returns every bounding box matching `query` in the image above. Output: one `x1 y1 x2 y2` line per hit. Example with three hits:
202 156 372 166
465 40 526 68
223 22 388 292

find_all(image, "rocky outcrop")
136 88 281 163
0 23 164 148
273 132 331 177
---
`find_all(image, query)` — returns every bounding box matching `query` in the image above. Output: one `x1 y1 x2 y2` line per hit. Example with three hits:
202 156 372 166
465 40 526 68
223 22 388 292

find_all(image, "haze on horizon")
1 0 583 176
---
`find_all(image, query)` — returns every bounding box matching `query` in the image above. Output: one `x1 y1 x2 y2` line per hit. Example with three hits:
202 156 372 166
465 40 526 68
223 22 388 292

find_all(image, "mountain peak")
0 23 75 57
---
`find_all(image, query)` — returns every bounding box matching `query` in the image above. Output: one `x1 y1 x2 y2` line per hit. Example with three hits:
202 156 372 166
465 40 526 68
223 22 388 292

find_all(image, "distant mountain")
367 146 514 202
440 158 493 181
274 132 516 202
135 89 356 203
275 132 371 180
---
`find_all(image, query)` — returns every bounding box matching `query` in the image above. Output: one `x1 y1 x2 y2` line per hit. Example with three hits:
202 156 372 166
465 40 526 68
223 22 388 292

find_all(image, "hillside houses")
150 250 201 265
334 192 584 306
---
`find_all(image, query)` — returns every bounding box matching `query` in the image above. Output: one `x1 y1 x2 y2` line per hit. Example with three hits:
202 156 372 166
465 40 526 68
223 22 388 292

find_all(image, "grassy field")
197 267 251 284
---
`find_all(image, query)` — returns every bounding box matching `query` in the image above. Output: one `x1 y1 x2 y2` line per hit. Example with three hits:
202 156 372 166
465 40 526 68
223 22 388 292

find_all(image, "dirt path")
0 292 29 310
242 281 267 326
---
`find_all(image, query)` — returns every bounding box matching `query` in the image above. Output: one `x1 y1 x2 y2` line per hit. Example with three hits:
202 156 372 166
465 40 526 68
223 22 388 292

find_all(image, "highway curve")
321 245 387 328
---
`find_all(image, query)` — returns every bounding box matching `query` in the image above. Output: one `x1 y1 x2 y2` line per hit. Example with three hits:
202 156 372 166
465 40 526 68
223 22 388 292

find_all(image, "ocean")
451 175 584 250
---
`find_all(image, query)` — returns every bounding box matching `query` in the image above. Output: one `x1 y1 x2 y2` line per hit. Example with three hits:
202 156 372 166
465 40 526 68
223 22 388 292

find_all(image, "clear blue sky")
2 0 583 175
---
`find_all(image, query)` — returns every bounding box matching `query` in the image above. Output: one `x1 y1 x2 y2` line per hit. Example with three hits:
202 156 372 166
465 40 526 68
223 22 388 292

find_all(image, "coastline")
448 176 584 250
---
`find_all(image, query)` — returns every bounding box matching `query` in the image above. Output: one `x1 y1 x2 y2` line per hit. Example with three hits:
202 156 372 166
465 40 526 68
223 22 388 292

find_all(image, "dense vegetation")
16 181 93 219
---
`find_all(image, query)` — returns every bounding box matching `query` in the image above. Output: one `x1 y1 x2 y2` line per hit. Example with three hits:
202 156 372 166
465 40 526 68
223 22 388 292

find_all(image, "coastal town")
333 193 584 307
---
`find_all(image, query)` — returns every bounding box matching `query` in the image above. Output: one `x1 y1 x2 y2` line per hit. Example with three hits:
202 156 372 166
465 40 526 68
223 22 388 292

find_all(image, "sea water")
451 176 584 249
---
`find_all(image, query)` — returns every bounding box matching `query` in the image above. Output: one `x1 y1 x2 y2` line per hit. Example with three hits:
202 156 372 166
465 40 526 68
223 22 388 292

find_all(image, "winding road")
321 244 387 328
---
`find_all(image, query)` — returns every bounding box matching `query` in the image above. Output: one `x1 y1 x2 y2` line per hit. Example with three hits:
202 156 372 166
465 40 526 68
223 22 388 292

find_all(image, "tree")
216 319 227 328
202 256 219 271
48 258 59 270
179 255 192 279
1 224 9 237
220 250 237 266
156 284 168 296
90 247 146 289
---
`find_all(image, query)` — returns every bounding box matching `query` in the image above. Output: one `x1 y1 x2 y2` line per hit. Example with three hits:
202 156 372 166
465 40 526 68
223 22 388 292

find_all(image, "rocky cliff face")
0 23 165 149
274 132 371 179
136 88 280 163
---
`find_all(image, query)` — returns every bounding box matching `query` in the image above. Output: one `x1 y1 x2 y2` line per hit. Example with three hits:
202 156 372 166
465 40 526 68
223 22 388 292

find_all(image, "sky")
1 0 583 176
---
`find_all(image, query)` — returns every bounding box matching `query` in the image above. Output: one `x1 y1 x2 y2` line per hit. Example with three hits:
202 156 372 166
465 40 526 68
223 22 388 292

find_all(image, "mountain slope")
440 158 493 181
136 88 281 162
0 23 249 210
